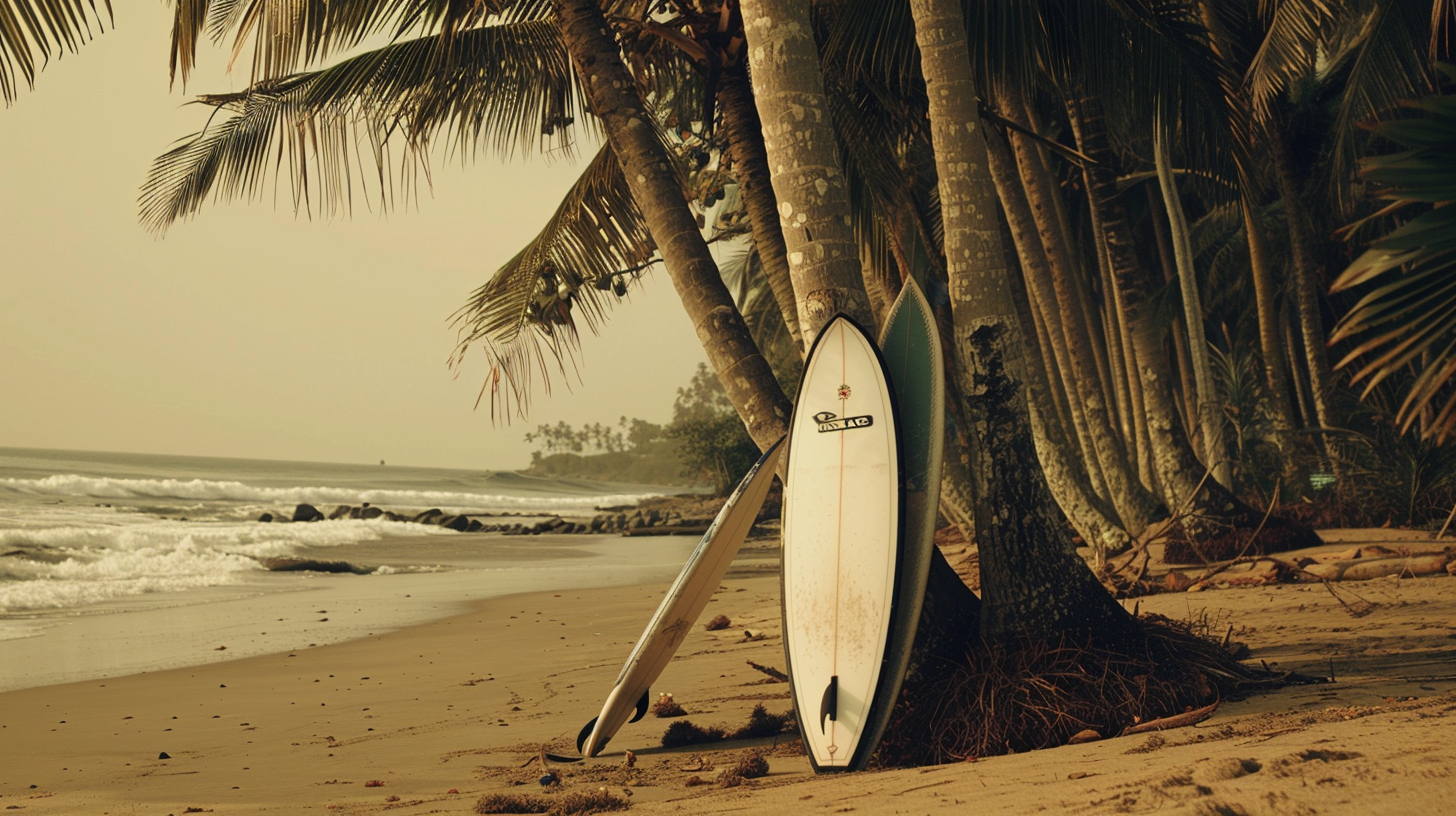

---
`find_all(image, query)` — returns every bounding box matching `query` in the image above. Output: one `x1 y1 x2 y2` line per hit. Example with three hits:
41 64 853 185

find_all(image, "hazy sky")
0 5 708 472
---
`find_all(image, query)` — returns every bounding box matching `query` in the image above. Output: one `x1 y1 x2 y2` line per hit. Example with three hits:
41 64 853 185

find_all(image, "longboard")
782 314 902 772
576 436 785 757
860 278 945 757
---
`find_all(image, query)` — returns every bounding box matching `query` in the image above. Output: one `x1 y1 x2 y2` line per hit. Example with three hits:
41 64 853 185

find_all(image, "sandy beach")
3 528 1455 816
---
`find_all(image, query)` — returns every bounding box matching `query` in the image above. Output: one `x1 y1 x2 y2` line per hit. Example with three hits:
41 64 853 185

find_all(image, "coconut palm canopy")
1 0 112 103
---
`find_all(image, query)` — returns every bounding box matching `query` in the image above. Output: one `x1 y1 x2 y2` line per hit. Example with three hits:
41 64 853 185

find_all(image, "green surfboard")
861 277 945 758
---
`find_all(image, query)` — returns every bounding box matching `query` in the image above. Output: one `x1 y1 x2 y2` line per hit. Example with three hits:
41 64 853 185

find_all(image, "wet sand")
2 530 1454 815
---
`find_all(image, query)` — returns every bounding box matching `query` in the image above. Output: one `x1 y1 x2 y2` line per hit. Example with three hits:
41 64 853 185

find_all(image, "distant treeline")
523 364 759 495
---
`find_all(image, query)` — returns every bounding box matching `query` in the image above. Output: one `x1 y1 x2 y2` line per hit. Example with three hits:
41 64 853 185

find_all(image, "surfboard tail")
576 716 600 755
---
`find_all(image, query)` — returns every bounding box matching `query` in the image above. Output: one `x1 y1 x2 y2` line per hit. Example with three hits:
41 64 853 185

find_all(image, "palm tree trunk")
1242 195 1303 491
1154 112 1229 488
995 87 1162 535
551 0 791 451
1269 120 1340 472
1146 181 1199 437
739 0 875 339
718 67 804 352
1027 268 1080 456
911 0 1133 639
1068 93 1279 532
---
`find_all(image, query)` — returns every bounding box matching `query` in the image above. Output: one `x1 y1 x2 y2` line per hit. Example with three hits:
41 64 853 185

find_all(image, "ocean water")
0 447 691 691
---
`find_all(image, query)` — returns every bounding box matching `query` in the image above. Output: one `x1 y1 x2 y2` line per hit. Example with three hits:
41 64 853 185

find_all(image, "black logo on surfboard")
813 411 874 433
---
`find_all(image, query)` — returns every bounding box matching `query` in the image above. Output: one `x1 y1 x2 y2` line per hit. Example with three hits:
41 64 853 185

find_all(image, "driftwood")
1121 698 1220 736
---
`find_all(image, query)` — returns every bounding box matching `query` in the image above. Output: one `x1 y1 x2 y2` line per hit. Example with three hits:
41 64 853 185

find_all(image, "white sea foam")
0 519 434 613
0 474 653 514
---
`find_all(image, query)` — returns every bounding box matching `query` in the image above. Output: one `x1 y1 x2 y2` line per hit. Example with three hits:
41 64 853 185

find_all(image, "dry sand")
2 529 1455 815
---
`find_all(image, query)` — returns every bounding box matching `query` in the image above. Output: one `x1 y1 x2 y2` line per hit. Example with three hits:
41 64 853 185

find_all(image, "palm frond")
1322 0 1434 208
447 141 661 421
1331 67 1456 439
141 20 587 233
1 0 111 104
168 0 529 87
1244 0 1337 121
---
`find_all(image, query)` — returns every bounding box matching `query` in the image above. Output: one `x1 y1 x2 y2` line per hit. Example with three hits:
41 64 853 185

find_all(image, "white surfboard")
782 315 901 772
577 436 785 757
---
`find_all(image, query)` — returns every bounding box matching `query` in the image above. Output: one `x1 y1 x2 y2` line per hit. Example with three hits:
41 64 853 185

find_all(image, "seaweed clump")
659 704 794 748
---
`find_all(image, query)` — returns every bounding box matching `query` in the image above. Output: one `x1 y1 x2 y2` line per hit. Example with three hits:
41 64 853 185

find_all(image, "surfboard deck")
577 436 785 757
782 314 902 772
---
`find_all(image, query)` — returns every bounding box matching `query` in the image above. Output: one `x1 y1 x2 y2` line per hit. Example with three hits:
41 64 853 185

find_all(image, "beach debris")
475 792 550 813
1121 698 1221 736
703 614 731 631
745 660 788 682
1068 729 1102 744
364 780 385 787
651 693 686 718
158 752 171 760
623 750 636 768
660 705 794 748
741 629 766 641
537 771 559 788
726 752 769 781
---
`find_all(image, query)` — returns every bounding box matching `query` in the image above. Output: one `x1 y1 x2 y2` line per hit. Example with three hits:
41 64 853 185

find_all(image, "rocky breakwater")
252 491 777 537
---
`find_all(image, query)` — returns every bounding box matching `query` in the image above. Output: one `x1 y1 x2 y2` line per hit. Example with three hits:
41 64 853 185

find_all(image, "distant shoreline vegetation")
522 418 689 486
521 364 760 495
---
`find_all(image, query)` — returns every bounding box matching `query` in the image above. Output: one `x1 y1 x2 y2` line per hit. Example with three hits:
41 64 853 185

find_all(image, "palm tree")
739 0 875 340
145 0 794 450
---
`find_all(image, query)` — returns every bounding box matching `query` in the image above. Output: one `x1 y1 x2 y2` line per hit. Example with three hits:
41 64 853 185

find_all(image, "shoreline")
3 531 1455 814
0 531 705 694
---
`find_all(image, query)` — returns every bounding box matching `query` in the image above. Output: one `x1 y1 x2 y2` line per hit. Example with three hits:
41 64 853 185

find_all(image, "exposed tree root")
873 614 1279 767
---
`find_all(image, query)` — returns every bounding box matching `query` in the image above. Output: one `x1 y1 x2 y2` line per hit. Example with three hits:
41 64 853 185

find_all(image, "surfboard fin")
629 689 650 723
575 716 600 755
819 675 838 733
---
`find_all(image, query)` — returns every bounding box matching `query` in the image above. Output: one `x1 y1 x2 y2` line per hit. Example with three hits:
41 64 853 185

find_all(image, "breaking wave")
0 474 655 515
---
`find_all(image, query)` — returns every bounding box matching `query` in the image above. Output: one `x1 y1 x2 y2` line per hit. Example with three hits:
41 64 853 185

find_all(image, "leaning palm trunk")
1153 109 1229 488
1068 93 1293 538
718 68 805 354
551 0 790 451
1269 120 1340 475
1147 182 1200 436
993 86 1162 536
1242 195 1303 492
911 0 1133 639
739 0 874 339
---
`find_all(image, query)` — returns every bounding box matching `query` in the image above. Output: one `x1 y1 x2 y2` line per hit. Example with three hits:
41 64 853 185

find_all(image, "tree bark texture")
1269 120 1340 469
1067 94 1257 526
911 0 1131 638
1154 115 1229 489
739 0 874 341
995 89 1162 535
1242 195 1303 490
1147 181 1199 439
552 0 791 451
718 68 804 352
